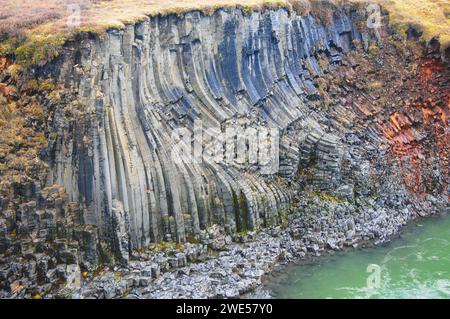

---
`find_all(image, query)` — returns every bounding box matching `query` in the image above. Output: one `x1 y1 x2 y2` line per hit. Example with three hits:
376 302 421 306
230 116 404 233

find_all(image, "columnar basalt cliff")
49 8 369 249
50 7 385 255
0 3 448 298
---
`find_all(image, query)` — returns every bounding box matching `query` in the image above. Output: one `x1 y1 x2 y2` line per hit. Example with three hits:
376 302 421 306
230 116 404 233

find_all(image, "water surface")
267 214 450 299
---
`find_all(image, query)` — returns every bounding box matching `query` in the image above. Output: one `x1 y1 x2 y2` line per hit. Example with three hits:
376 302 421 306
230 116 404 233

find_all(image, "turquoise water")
268 214 450 299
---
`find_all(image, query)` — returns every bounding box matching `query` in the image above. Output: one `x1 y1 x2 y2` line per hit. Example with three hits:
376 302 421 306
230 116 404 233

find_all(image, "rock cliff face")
48 7 383 252
49 10 371 255
0 4 448 297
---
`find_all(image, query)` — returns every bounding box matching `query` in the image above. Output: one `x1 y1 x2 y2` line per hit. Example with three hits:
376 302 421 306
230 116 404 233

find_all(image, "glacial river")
266 214 450 299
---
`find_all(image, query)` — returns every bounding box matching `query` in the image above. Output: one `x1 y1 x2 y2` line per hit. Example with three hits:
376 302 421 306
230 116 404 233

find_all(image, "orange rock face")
380 55 449 197
0 57 13 97
0 57 12 76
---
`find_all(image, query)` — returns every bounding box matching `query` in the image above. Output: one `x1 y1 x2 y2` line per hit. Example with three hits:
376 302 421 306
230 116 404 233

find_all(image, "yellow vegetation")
369 80 384 88
382 0 450 49
14 34 66 68
0 84 48 195
308 191 345 203
137 241 185 253
0 1 448 67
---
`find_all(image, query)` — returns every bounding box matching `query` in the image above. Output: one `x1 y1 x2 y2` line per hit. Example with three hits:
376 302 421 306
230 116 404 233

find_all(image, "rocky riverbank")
25 191 444 299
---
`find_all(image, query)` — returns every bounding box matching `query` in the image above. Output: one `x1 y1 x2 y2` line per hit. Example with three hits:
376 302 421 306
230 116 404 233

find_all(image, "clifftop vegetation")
0 0 448 68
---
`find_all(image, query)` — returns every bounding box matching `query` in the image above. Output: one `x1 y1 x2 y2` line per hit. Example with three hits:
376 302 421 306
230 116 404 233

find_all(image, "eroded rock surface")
0 4 448 298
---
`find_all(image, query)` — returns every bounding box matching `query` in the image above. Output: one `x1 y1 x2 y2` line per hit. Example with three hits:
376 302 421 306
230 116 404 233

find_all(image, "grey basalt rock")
3 4 447 299
111 200 130 265
45 7 380 260
90 193 439 299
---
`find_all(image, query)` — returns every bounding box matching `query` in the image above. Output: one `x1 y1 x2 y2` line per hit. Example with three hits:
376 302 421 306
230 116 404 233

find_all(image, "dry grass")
0 0 301 38
0 1 448 37
0 0 448 61
382 0 450 49
0 93 48 191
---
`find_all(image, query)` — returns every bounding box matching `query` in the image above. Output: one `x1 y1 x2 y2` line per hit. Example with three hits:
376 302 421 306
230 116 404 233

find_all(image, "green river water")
267 214 450 299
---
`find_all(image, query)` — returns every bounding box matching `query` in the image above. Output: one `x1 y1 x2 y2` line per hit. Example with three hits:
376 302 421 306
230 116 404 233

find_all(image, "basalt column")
45 6 442 261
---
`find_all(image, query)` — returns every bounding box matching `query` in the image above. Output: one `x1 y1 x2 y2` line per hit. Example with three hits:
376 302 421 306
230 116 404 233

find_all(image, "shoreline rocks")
30 193 444 300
